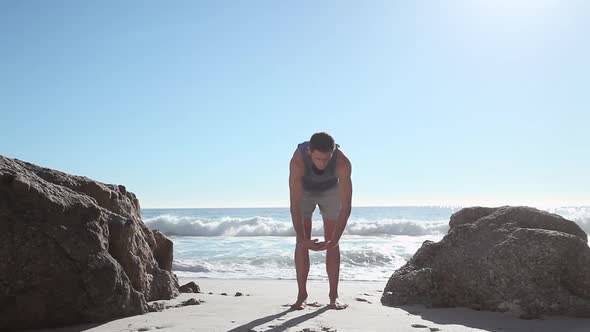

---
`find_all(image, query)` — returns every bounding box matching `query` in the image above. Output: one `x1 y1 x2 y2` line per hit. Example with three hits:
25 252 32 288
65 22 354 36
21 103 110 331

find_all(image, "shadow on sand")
228 306 330 332
396 304 590 332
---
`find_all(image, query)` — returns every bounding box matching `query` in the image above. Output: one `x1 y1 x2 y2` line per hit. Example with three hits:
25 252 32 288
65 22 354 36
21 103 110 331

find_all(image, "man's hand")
297 239 327 251
324 238 340 249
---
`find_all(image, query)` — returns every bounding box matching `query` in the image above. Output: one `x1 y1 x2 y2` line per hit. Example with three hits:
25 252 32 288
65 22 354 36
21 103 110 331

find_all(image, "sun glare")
443 0 573 62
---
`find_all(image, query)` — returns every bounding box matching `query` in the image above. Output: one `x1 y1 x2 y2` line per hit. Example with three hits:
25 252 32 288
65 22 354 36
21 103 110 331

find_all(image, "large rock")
0 155 179 329
381 206 590 318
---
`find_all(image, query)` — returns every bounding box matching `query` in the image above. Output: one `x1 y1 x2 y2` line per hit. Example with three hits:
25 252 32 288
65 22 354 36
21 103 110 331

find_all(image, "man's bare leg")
323 217 348 310
292 217 312 310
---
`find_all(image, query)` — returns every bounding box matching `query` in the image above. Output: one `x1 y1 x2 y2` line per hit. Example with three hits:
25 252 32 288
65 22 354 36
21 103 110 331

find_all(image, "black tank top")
297 141 339 192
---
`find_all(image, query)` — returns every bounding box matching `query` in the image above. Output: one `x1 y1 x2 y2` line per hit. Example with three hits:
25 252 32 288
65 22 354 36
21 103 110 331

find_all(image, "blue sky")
2 1 589 208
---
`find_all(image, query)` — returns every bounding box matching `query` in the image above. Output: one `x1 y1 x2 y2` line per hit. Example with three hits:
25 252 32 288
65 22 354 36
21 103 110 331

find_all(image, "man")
289 132 352 310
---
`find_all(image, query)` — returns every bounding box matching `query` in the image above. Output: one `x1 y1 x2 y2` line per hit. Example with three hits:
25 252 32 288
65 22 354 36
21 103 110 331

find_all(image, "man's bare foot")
328 299 348 310
290 294 308 310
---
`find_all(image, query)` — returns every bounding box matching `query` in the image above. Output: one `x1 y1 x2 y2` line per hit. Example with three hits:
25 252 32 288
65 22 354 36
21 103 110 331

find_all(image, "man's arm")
328 154 352 248
289 151 306 242
290 150 325 251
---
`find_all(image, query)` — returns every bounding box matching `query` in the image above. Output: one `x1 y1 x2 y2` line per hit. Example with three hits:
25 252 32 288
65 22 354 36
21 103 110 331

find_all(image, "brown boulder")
179 281 201 293
0 155 179 329
382 206 590 318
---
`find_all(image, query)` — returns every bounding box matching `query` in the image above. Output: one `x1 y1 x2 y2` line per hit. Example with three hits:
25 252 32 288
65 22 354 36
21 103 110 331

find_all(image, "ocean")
142 206 590 282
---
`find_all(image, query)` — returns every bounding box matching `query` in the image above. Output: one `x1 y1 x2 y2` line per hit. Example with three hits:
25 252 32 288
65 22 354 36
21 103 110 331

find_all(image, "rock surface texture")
382 206 590 318
0 155 179 329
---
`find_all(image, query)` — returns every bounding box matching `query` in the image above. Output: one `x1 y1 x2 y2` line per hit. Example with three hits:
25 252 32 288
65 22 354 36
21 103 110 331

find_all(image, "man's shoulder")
335 150 351 174
290 147 304 170
336 149 351 166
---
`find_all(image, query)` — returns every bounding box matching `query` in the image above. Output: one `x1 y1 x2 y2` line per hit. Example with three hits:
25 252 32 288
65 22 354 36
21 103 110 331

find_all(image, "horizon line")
140 204 590 210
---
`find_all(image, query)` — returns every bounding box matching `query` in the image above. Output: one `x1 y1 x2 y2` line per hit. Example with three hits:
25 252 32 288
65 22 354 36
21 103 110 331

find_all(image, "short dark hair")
309 132 335 152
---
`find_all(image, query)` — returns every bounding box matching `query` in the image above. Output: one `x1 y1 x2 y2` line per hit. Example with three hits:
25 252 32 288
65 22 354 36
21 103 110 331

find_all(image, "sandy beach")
27 277 590 332
4 0 590 330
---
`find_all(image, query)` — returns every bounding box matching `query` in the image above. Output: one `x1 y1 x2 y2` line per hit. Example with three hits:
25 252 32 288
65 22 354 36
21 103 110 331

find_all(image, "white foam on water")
169 235 443 281
143 206 589 281
145 215 449 237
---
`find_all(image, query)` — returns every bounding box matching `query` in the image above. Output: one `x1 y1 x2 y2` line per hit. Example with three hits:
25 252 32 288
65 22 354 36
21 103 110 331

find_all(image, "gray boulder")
179 281 200 293
0 155 179 329
381 206 590 318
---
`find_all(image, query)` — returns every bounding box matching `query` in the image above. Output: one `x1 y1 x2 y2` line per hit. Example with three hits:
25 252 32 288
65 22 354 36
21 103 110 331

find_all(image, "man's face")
308 148 333 171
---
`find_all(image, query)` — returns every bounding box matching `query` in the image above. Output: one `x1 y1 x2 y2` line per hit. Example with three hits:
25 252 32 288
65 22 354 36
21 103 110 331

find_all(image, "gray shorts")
301 186 341 220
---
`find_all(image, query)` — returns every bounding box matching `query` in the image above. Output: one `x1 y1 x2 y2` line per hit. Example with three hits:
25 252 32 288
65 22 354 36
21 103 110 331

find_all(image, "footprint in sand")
283 301 322 309
411 324 441 331
136 326 173 332
296 327 336 332
354 297 372 304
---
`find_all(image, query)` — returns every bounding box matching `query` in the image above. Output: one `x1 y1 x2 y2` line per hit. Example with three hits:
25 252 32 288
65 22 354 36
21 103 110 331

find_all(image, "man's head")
308 132 336 171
